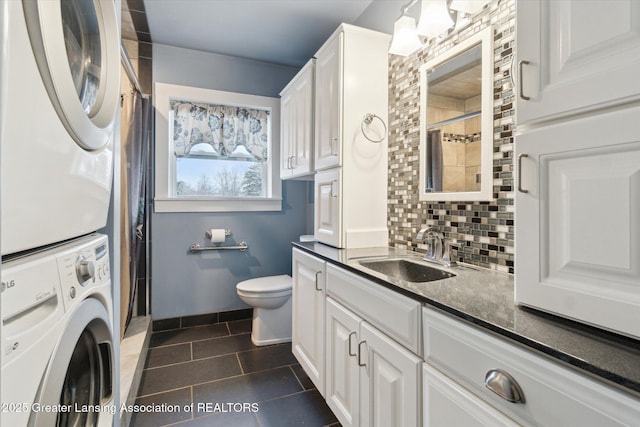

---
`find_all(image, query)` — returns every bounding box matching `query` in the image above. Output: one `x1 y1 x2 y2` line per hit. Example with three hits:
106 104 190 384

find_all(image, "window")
155 83 281 212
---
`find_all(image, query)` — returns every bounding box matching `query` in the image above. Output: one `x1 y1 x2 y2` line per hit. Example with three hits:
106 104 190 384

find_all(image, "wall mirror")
419 26 493 201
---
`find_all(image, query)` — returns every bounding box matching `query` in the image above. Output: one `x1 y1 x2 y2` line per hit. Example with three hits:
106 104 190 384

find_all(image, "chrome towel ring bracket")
361 113 387 143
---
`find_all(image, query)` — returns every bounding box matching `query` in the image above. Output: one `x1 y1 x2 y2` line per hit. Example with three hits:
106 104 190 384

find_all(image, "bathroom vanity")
291 242 640 427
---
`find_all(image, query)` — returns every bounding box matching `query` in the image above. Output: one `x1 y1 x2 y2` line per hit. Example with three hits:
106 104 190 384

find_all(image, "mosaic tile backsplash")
387 0 515 273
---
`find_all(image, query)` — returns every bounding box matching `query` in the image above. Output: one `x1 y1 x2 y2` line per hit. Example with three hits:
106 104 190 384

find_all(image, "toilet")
236 275 292 346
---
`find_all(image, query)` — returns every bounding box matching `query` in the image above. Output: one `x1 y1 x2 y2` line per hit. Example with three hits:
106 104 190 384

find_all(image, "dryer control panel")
57 235 110 312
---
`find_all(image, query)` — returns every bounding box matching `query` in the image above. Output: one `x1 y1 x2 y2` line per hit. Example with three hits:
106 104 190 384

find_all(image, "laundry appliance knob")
76 256 95 284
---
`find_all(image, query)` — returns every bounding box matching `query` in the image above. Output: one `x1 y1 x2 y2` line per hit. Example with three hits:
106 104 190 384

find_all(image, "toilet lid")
236 275 292 293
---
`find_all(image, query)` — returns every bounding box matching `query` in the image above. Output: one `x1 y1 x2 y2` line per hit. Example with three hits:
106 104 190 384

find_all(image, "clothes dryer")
0 0 120 255
1 234 115 426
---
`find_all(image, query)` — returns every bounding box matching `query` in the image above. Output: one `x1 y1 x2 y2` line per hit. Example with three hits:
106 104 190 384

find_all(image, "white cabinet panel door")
360 322 421 427
325 298 361 427
280 59 314 179
314 32 342 170
515 107 640 338
292 249 326 395
314 168 342 247
517 0 640 125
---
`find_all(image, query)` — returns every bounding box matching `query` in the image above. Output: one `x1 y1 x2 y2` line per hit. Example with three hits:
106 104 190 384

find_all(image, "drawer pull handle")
314 271 322 291
484 369 526 404
517 153 529 194
358 340 367 367
348 331 357 357
518 60 531 101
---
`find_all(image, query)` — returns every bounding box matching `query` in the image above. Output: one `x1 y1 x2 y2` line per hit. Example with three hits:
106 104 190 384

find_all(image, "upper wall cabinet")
314 24 390 171
418 27 493 202
280 59 315 179
516 0 640 126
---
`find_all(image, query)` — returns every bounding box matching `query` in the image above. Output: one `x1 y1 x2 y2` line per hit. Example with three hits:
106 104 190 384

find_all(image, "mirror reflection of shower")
425 43 482 193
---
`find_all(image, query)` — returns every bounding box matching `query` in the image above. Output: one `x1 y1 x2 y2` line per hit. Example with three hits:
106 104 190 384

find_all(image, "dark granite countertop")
292 241 640 397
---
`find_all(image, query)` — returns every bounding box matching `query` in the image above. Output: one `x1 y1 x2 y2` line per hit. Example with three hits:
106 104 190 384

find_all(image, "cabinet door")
423 364 519 427
315 32 342 170
516 0 640 125
359 322 421 427
325 298 361 427
515 107 640 339
280 90 294 178
290 60 315 178
314 168 342 248
292 249 326 395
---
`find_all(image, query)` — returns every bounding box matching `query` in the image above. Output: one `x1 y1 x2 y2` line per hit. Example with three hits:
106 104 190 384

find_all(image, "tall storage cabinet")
280 59 315 179
313 24 391 248
515 0 640 339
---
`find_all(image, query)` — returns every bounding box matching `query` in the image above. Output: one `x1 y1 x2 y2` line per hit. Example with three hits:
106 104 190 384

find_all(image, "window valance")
171 100 270 161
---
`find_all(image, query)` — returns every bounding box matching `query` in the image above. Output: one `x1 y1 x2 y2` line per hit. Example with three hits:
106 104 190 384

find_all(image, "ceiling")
141 0 375 68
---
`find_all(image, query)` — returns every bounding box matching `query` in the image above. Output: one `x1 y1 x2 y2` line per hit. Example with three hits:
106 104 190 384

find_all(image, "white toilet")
236 275 292 346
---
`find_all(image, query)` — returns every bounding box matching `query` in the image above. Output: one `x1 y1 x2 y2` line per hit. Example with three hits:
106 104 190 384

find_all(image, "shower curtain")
120 89 150 337
427 130 443 192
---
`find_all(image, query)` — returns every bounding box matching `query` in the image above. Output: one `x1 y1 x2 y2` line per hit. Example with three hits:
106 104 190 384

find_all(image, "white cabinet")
423 307 640 427
515 107 640 339
291 248 326 395
325 297 362 427
326 297 422 427
325 263 422 427
314 168 341 248
280 59 314 179
314 34 341 170
516 0 640 125
360 321 421 427
312 24 390 248
515 0 640 339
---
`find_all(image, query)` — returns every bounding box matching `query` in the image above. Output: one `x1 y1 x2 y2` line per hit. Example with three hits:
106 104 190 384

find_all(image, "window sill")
154 197 283 213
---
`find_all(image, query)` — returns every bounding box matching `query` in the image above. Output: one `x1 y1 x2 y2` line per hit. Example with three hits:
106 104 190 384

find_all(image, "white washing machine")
0 0 120 255
1 234 114 427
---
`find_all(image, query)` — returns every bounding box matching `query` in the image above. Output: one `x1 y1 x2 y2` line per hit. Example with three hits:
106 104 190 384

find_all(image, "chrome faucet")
416 227 457 267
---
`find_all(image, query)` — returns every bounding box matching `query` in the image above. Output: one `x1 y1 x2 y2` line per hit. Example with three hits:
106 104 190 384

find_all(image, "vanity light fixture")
389 0 490 56
416 0 455 38
389 14 423 56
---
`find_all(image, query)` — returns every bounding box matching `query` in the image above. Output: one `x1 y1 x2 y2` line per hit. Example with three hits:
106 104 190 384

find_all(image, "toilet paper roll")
208 229 227 243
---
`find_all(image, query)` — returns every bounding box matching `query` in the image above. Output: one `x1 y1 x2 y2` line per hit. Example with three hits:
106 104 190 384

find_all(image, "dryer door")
30 298 114 427
22 0 120 151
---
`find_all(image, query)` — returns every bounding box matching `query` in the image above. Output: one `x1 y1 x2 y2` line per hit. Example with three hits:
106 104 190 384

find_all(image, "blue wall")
151 43 311 319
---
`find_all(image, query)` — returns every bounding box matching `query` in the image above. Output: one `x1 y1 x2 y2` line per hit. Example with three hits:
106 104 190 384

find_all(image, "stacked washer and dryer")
1 0 120 426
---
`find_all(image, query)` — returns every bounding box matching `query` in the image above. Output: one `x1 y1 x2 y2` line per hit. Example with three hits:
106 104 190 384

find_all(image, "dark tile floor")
131 319 340 427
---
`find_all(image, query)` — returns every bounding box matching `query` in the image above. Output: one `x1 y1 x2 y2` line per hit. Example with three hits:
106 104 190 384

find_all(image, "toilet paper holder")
190 229 248 253
206 229 232 239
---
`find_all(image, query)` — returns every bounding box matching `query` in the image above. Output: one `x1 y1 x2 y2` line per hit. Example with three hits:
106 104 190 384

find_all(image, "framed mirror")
419 26 493 201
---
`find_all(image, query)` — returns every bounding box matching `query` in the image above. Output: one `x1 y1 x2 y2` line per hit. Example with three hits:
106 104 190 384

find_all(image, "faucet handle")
442 240 458 267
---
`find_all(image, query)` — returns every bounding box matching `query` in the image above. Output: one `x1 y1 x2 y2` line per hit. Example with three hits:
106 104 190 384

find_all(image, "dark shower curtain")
121 91 150 335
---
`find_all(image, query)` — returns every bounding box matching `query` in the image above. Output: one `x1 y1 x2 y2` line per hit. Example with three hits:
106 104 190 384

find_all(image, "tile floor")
131 318 340 427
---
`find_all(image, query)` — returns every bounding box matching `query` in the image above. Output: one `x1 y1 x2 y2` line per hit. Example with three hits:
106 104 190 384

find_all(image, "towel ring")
361 113 387 143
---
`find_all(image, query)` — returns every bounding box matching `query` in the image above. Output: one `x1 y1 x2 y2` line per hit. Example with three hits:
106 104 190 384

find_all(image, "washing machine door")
30 298 114 427
22 0 120 151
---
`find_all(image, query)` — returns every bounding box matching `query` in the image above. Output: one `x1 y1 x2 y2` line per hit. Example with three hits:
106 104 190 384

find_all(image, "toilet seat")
236 275 292 294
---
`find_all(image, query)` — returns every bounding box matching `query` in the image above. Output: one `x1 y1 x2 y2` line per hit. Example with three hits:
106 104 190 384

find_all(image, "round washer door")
30 298 114 427
23 0 120 151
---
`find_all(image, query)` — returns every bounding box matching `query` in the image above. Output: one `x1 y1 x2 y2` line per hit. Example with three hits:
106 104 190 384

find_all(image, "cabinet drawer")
423 307 640 427
423 364 519 427
327 264 421 354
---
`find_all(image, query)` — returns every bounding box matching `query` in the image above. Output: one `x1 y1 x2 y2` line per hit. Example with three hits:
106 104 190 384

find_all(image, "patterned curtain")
171 100 269 161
